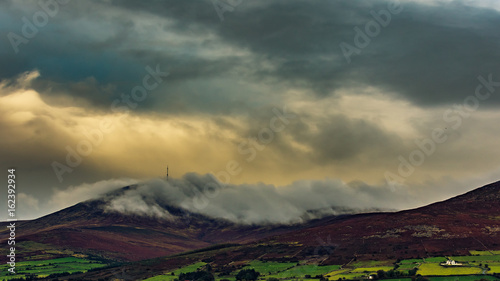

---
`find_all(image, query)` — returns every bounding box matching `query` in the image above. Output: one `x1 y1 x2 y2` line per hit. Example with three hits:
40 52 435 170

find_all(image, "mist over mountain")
5 175 395 262
17 169 494 224
98 173 411 225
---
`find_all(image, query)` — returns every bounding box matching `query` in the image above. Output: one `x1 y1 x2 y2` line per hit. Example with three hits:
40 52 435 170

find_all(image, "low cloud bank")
100 173 420 224
14 171 493 224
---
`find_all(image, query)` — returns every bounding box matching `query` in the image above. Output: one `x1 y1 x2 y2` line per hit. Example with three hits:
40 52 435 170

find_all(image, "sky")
1 0 500 222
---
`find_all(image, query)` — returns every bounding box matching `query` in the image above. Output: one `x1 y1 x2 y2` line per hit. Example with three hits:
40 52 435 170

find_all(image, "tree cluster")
236 269 260 281
178 270 214 281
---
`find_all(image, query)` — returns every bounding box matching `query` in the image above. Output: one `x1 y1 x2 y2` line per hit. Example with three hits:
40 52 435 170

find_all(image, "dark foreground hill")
54 180 500 280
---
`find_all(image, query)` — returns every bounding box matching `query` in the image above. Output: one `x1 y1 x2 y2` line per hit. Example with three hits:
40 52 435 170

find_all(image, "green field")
397 264 418 271
399 259 423 264
450 255 500 262
0 257 107 280
351 266 395 273
424 257 448 263
470 251 500 256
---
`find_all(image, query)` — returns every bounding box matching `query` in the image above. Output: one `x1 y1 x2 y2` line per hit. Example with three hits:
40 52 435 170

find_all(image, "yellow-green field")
322 259 397 279
326 269 366 280
486 262 500 274
417 263 482 275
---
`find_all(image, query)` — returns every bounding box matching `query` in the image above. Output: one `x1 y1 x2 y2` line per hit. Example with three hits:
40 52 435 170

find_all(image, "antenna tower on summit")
166 165 169 181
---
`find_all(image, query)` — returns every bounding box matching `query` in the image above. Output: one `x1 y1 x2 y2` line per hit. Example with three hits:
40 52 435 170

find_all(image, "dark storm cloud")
221 1 500 106
2 0 500 112
0 0 242 112
108 0 500 106
239 106 406 165
0 3 144 106
354 5 500 106
291 115 405 163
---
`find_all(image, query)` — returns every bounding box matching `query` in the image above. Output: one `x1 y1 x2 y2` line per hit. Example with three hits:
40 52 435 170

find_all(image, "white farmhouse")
440 259 462 266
